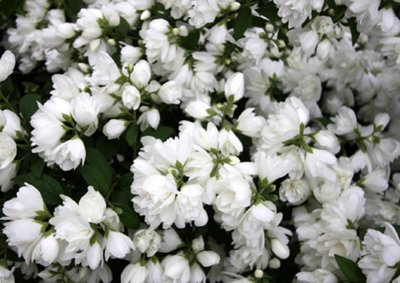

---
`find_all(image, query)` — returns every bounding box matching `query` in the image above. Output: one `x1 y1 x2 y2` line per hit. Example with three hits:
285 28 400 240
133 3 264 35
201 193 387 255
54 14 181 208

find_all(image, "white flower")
255 151 292 183
121 45 142 65
328 106 358 136
305 148 337 182
296 269 338 283
78 186 106 224
317 39 332 60
0 133 16 170
235 108 266 138
87 241 103 270
314 130 340 154
159 81 182 104
71 92 99 136
51 137 86 171
159 228 183 253
121 85 141 110
279 178 311 205
35 234 60 266
0 50 15 82
103 119 128 139
185 101 211 120
218 129 243 156
2 183 45 219
133 229 161 257
130 60 151 89
162 254 190 282
105 230 134 259
2 109 24 140
190 263 206 283
300 30 319 56
137 107 160 130
270 238 290 259
225 72 245 102
196 251 220 267
359 223 400 283
192 236 205 253
175 184 208 228
0 265 14 283
121 262 148 283
0 162 17 192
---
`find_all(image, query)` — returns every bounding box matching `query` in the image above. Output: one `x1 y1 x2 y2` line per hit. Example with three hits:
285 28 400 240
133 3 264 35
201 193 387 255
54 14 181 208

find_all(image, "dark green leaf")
95 136 120 160
78 147 115 197
251 16 267 28
141 125 175 141
31 158 45 178
14 173 64 206
0 0 25 24
64 0 83 22
119 172 133 189
19 94 41 121
233 7 252 40
348 17 360 45
114 17 130 36
335 254 366 283
125 123 138 147
113 202 140 229
180 30 200 50
110 183 139 229
257 2 280 22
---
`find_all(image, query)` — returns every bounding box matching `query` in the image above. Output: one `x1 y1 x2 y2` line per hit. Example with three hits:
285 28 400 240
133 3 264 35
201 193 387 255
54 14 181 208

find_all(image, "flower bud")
191 236 204 252
270 238 290 259
196 251 220 267
0 50 15 83
159 81 182 104
0 133 17 170
131 60 151 88
105 230 134 259
374 113 390 130
140 10 151 21
122 84 141 110
224 72 244 102
317 39 331 60
103 119 128 139
78 186 106 223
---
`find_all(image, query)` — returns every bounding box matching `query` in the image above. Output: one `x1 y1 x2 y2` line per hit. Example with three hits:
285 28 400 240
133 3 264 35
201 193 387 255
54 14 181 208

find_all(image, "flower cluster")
0 0 400 282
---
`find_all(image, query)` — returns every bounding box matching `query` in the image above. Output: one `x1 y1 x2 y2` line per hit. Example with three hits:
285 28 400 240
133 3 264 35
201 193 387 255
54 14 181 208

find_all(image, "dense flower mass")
0 0 400 282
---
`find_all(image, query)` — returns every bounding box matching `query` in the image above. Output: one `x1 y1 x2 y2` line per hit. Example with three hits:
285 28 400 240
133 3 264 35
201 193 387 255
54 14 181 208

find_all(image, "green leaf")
31 158 45 178
14 173 64 206
95 136 120 160
0 0 25 25
141 125 175 141
110 181 139 229
114 17 130 36
348 17 360 45
180 30 200 50
78 147 115 197
124 123 138 147
64 0 83 22
257 2 280 22
233 7 252 40
19 94 41 121
335 254 366 283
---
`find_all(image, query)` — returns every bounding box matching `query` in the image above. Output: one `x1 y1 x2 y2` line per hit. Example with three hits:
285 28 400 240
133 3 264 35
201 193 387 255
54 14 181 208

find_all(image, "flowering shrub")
0 0 400 282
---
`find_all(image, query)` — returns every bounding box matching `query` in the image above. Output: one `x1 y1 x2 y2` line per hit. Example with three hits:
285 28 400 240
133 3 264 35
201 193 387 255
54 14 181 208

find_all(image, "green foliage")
348 17 360 45
0 0 25 25
78 147 115 197
63 0 83 22
233 7 252 40
124 123 138 147
19 94 41 121
257 2 280 22
335 254 366 283
142 125 175 141
180 30 200 51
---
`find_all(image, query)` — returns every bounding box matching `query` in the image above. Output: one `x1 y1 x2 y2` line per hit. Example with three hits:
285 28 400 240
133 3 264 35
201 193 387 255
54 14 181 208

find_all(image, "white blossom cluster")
0 0 400 282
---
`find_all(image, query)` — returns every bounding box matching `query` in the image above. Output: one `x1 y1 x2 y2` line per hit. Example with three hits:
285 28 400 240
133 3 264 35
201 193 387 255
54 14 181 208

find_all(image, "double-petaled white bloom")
133 228 161 257
121 262 148 283
359 223 400 283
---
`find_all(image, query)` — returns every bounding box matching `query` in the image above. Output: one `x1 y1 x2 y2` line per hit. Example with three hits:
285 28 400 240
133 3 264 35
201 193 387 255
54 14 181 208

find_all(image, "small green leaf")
14 173 64 206
335 254 366 283
64 0 83 22
110 185 139 229
125 123 138 147
348 17 360 45
141 125 175 141
78 147 115 197
233 7 252 40
19 94 41 121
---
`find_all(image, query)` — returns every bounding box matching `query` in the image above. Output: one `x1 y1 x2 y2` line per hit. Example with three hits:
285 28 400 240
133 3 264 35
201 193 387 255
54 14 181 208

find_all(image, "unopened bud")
179 25 188 36
172 28 180 36
230 2 240 11
277 39 286 49
254 269 264 278
107 38 116 46
269 258 281 269
78 63 90 73
265 23 274 33
140 10 151 21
